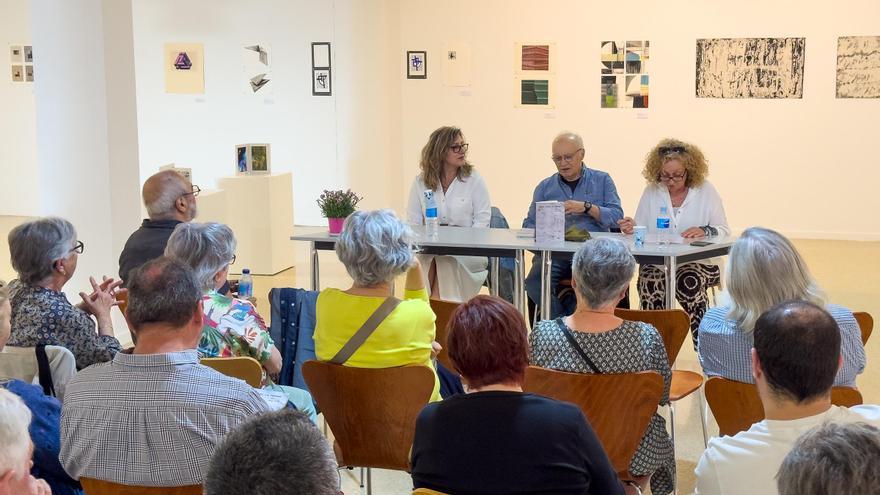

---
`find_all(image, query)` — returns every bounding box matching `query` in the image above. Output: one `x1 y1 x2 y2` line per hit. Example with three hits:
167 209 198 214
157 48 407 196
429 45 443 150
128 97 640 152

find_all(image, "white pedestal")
215 173 294 276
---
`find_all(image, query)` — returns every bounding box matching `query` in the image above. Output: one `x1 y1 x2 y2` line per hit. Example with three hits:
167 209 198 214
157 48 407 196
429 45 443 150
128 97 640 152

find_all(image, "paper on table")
535 201 564 244
645 233 685 244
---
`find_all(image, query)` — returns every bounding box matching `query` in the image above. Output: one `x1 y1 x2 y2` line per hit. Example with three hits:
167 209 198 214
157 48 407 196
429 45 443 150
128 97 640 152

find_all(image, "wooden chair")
854 311 873 345
81 478 201 495
615 308 708 447
523 366 664 489
704 377 864 437
429 299 459 372
302 361 435 495
200 356 263 388
412 489 449 495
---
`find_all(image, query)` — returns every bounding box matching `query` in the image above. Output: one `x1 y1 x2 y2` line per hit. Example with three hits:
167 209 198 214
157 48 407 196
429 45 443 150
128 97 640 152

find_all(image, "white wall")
0 0 38 215
395 0 880 240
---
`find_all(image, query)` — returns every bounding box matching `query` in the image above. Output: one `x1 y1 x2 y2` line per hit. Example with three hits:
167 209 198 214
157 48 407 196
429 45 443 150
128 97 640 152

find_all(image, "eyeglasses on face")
70 240 84 254
659 171 687 182
449 143 469 154
551 148 584 164
658 146 686 155
229 254 236 265
181 185 201 198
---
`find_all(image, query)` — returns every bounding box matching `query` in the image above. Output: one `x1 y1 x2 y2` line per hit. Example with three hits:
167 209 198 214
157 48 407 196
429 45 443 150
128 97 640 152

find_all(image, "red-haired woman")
410 295 623 495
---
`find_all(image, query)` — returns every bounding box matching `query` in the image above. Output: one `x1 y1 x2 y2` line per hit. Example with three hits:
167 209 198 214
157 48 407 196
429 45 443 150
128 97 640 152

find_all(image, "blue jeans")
525 255 574 320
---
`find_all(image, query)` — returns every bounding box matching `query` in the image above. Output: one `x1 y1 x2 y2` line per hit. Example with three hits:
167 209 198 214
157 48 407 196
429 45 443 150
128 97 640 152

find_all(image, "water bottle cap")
242 268 250 274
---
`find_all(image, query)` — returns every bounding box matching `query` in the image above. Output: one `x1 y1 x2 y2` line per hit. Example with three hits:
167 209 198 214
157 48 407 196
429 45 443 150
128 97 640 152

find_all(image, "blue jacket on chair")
268 288 319 392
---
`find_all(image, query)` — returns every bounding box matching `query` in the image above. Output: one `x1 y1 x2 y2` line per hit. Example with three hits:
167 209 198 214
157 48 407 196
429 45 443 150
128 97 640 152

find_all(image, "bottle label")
425 207 438 218
656 218 670 229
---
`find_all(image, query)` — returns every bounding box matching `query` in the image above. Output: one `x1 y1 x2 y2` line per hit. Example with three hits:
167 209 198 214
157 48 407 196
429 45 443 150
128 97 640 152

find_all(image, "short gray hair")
727 227 825 332
777 421 880 495
205 409 339 495
8 217 77 285
164 222 236 291
126 257 202 331
335 210 415 286
572 237 635 308
0 388 32 476
143 170 191 220
553 131 585 150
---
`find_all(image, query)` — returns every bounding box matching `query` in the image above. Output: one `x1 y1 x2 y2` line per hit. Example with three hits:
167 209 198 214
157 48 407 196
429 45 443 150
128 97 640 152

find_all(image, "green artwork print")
521 79 549 105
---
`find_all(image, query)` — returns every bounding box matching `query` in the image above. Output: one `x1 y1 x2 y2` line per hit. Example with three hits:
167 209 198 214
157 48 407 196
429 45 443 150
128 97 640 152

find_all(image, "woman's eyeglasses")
658 146 686 155
449 143 469 154
659 171 687 183
70 240 84 254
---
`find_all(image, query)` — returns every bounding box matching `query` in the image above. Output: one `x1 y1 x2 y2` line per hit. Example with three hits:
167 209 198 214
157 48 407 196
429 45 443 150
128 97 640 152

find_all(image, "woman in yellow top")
315 209 442 402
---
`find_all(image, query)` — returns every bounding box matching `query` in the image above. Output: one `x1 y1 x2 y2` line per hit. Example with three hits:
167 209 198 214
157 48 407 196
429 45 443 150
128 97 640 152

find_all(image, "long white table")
291 226 734 321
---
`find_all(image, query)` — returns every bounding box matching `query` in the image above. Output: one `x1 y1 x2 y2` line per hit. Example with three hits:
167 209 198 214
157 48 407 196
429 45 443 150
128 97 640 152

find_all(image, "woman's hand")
680 227 706 239
431 341 442 358
79 276 118 336
405 256 425 292
617 217 635 235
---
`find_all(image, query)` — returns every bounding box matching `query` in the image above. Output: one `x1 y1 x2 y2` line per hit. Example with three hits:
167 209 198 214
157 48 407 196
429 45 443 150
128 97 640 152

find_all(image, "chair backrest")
615 308 690 365
704 377 864 437
200 356 263 388
854 312 873 345
412 489 449 495
523 366 664 478
302 360 435 471
429 299 460 372
81 478 201 495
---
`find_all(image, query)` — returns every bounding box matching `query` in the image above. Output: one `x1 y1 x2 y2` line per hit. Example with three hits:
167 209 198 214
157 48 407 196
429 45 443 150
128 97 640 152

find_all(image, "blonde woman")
406 126 491 302
697 227 865 387
618 138 729 345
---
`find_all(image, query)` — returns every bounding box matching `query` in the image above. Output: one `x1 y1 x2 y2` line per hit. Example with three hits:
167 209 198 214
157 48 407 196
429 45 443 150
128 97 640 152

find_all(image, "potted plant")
316 189 362 235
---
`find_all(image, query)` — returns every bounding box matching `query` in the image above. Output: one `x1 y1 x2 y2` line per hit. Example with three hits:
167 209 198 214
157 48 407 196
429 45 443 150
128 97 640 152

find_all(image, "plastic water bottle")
656 206 671 248
424 190 439 237
239 268 253 299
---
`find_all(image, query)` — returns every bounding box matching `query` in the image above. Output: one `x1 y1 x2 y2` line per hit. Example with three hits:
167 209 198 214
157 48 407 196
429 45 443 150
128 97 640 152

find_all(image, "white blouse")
633 180 730 236
406 170 491 228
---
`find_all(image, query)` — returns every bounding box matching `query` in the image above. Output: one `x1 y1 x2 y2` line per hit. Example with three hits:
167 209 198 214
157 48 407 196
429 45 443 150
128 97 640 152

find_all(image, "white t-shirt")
694 405 880 495
406 170 491 228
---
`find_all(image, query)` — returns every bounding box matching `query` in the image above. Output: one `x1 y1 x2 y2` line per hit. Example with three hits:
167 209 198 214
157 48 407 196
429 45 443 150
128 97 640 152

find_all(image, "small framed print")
407 50 427 79
311 42 331 69
235 143 271 176
10 45 23 63
11 65 23 82
312 68 331 96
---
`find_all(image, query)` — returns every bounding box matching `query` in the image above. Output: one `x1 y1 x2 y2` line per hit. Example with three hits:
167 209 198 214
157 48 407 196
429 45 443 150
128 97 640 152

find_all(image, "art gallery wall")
131 0 402 225
395 0 880 240
0 0 39 215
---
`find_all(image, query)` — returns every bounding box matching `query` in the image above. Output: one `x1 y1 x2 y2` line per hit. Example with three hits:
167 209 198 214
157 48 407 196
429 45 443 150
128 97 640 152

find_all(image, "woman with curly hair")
618 138 729 345
406 126 491 302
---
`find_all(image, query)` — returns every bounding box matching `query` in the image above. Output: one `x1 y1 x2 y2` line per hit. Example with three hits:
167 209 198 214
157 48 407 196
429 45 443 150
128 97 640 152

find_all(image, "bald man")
523 132 624 319
118 170 198 285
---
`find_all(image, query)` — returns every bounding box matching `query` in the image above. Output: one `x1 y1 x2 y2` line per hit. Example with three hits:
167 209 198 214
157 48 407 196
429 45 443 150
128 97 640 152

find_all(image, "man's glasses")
449 143 469 154
658 146 686 155
182 185 201 198
229 254 236 265
659 171 687 183
70 240 84 254
551 148 584 164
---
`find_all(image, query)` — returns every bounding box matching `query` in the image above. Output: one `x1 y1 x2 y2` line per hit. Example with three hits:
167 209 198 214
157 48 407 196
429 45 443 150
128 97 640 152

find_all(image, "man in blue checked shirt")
523 132 624 319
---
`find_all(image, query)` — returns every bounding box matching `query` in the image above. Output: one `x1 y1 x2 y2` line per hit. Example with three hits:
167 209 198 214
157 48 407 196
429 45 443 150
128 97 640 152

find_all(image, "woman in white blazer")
406 127 491 302
618 138 729 347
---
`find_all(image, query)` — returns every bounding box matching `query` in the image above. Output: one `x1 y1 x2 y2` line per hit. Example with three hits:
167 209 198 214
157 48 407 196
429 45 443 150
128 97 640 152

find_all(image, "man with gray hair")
0 389 51 495
205 409 340 495
523 131 624 318
61 257 272 487
118 169 199 285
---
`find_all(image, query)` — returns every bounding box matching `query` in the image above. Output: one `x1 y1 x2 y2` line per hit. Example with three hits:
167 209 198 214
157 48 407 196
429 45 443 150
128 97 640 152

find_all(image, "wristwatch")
583 201 593 213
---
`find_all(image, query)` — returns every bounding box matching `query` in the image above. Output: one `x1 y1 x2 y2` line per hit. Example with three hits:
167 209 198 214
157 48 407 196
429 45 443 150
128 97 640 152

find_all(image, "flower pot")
328 217 346 235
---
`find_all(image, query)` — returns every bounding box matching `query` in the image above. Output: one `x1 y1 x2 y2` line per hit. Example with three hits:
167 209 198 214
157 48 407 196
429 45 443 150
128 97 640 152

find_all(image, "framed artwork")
9 44 33 83
441 43 471 86
311 42 332 96
407 50 427 79
515 77 554 107
516 43 554 74
600 40 649 108
235 144 271 176
164 42 205 94
243 44 271 94
696 38 805 98
836 36 880 98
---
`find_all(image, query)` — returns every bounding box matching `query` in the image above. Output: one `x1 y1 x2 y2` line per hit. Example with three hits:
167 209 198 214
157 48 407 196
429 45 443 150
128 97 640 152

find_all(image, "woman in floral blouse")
164 222 315 421
7 217 122 370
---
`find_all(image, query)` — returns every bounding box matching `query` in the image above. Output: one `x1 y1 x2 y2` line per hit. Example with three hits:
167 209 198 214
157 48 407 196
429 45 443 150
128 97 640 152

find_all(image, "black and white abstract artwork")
695 38 805 98
836 36 880 98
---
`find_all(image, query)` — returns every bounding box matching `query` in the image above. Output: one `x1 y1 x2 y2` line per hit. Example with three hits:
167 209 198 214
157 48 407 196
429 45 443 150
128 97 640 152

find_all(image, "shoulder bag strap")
35 345 56 397
557 318 602 374
329 297 402 365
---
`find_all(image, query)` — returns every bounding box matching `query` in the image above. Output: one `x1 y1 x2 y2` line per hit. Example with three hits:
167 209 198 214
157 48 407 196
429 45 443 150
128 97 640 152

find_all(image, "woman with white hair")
314 209 442 402
698 227 865 387
7 217 122 370
530 237 674 495
0 389 50 495
165 222 316 421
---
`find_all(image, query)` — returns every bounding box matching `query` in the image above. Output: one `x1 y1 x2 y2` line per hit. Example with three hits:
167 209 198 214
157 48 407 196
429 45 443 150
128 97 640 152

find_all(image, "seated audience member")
530 237 673 495
205 409 339 495
7 217 122 369
411 295 623 495
60 257 272 487
0 389 52 495
164 222 315 421
314 209 445 402
118 169 198 284
694 301 880 495
522 131 624 319
776 422 880 495
0 286 81 495
698 227 865 387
